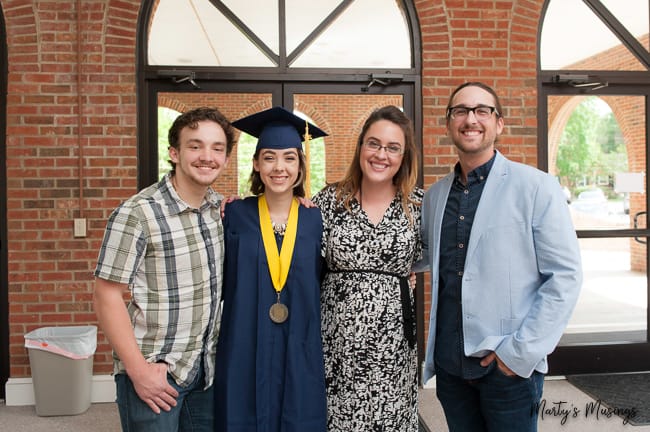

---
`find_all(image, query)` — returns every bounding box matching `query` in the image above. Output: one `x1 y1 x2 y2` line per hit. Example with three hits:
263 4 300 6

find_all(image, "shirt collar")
454 151 497 185
161 173 222 215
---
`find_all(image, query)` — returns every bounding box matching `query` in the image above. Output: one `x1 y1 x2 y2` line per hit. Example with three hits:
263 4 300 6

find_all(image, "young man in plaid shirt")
94 107 236 431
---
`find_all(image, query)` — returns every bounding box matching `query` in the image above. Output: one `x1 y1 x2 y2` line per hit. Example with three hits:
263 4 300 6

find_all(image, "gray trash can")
24 325 97 416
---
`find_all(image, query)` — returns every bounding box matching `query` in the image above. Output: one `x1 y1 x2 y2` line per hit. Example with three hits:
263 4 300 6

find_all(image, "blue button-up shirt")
435 153 496 379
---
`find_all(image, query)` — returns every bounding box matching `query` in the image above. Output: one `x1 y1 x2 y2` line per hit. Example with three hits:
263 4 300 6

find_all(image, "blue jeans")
435 364 544 432
115 366 213 432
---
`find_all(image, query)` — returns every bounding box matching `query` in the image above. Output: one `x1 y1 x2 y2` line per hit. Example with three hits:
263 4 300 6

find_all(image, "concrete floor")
1 377 647 431
0 400 120 431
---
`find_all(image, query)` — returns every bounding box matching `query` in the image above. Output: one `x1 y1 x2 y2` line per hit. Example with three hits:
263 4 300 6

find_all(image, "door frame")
1 5 9 398
283 82 425 374
137 0 423 380
139 78 427 376
539 75 650 375
139 80 283 191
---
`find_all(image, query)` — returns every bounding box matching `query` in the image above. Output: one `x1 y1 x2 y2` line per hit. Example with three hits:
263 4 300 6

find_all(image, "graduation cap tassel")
304 120 312 197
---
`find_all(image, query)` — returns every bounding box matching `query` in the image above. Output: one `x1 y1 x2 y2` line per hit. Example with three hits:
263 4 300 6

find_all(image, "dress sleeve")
312 186 333 259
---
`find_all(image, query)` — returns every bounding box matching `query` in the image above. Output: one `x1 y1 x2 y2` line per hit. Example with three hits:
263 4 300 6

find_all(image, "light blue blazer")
418 151 582 380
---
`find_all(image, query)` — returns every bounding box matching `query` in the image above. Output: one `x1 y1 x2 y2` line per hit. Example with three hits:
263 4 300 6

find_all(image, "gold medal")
269 302 289 324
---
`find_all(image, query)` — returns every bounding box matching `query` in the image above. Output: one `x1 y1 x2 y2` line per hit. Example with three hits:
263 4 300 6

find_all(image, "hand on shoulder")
297 196 318 208
220 195 242 218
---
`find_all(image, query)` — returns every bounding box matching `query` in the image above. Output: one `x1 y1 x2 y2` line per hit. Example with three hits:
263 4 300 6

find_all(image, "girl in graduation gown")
214 107 328 432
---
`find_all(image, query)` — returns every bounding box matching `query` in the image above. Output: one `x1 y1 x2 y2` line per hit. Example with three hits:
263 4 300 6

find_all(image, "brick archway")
548 93 647 273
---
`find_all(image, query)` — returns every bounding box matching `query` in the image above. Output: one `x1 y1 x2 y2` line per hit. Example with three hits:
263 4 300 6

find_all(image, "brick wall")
1 0 588 379
416 0 544 362
4 0 141 377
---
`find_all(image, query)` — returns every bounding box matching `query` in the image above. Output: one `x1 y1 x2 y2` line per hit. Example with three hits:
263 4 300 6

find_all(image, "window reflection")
600 0 649 51
148 0 412 68
541 0 646 70
157 107 180 180
548 95 646 231
286 0 341 55
148 0 274 66
561 237 647 346
223 0 279 55
291 0 411 68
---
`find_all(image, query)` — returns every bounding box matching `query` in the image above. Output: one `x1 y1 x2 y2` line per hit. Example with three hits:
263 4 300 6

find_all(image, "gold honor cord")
304 120 312 197
258 195 299 323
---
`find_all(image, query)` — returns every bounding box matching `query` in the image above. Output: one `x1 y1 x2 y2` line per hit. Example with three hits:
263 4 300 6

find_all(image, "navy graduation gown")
214 197 327 432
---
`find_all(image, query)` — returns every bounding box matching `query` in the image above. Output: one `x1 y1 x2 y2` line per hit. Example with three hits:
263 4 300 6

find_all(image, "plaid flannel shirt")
94 173 224 388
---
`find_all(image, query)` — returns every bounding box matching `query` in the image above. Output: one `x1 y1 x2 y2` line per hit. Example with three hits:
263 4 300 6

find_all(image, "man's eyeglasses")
363 141 404 156
447 105 499 120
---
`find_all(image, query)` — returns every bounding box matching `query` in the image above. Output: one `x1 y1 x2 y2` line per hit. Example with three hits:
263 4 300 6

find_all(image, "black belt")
327 268 415 349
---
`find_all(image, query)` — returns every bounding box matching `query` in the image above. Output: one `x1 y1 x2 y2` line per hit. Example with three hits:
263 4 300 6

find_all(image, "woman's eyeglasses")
363 141 404 156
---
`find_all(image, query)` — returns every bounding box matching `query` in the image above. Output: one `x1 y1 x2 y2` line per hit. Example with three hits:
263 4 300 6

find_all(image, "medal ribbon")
258 195 299 294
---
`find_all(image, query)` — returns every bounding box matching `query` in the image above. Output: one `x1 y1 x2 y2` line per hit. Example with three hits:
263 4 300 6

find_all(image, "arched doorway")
137 0 421 191
136 0 425 367
539 0 650 374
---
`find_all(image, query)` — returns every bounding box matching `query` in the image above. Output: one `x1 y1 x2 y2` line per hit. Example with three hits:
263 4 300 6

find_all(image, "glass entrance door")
284 83 415 194
144 80 425 371
544 92 650 374
154 90 277 197
145 82 416 196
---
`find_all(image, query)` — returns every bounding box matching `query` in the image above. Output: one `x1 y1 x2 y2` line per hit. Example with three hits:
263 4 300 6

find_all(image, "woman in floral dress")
313 106 422 432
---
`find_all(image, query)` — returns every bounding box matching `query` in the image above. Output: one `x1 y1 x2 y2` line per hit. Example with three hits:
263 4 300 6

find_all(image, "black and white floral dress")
313 185 423 432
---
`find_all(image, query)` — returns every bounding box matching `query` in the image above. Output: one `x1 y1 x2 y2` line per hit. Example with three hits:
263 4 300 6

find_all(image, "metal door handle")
634 211 647 244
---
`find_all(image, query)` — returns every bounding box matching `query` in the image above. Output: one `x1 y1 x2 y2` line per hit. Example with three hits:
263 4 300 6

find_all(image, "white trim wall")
4 375 115 406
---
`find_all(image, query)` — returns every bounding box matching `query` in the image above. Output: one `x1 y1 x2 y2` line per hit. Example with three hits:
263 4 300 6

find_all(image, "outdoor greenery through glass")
556 96 627 200
157 107 326 197
237 132 326 197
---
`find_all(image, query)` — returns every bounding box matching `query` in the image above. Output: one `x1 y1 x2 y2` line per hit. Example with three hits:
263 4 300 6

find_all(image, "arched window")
139 0 421 198
148 0 413 69
541 0 648 70
140 0 423 364
539 0 650 374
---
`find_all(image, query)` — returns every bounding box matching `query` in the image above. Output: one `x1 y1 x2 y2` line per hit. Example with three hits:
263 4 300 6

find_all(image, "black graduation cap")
232 106 327 151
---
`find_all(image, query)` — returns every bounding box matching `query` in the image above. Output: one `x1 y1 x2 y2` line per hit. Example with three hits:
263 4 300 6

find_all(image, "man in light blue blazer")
419 82 582 432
